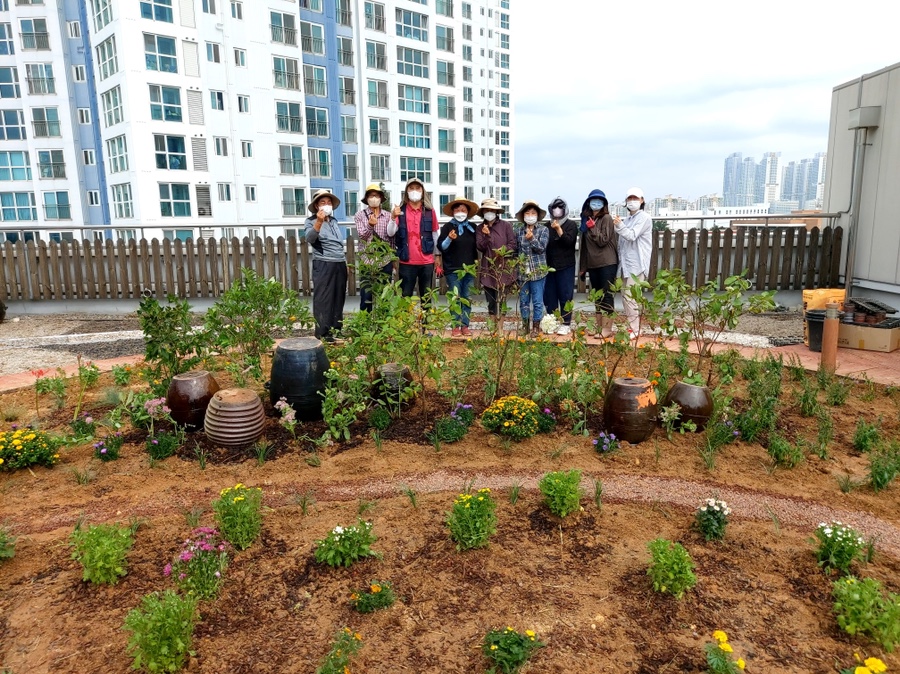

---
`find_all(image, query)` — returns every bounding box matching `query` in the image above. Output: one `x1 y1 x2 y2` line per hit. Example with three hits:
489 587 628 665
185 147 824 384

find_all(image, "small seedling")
400 485 418 509
508 481 522 505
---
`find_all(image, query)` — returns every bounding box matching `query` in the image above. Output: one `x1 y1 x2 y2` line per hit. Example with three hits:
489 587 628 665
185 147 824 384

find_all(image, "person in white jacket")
612 187 652 338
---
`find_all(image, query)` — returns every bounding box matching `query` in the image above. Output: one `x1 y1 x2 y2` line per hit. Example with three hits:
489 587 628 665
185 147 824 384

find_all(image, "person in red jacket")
389 177 439 300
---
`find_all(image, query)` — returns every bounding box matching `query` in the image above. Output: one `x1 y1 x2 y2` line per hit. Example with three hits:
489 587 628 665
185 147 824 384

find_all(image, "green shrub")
165 527 230 600
826 377 852 406
646 538 697 599
138 294 205 394
853 418 881 453
812 521 867 575
538 469 583 518
481 396 540 441
124 590 198 673
213 483 263 551
833 576 900 652
482 627 544 674
0 524 15 561
767 433 804 468
314 519 380 568
368 406 392 431
869 442 900 492
315 628 363 674
799 379 820 417
694 498 730 541
350 580 396 613
69 521 135 585
446 487 497 551
431 416 468 444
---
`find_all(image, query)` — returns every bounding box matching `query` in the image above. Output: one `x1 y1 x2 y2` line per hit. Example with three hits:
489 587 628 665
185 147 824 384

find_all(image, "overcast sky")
513 0 900 207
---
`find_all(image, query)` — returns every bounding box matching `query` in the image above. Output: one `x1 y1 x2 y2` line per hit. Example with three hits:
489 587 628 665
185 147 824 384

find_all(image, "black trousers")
312 259 348 339
588 264 618 314
398 263 434 299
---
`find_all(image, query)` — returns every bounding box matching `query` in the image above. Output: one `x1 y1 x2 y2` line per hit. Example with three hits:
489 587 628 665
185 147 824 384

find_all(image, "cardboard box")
837 323 900 353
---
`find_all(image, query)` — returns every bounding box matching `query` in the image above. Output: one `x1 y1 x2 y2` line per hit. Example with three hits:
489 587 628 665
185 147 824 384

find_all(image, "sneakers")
451 327 462 337
460 326 472 336
556 324 571 336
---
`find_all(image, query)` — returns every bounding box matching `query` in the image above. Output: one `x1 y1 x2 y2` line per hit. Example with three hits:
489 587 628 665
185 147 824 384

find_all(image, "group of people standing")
304 179 653 341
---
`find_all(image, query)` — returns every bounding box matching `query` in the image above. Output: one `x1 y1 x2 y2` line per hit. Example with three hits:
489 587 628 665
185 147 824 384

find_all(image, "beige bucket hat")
309 189 341 214
515 199 547 223
478 197 504 217
441 196 480 218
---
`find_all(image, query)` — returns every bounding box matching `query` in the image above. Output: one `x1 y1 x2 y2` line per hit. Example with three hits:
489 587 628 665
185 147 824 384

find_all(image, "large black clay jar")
269 337 328 421
661 381 714 431
603 377 658 444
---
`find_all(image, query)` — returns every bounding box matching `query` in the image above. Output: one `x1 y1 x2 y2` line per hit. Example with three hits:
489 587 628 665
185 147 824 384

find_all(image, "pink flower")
179 551 194 562
163 563 172 577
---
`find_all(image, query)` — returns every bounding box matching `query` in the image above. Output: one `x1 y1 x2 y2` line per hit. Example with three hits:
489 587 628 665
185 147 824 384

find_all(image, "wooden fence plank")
0 241 10 301
252 237 264 276
74 241 88 299
661 229 673 274
719 229 732 288
48 241 62 300
95 239 109 299
673 229 684 273
231 238 242 287
346 233 358 297
793 229 808 290
24 240 38 300
805 228 821 288
697 228 709 286
300 239 311 296
265 237 276 281
83 239 98 298
184 239 197 298
767 228 783 290
709 229 722 287
732 228 745 278
104 240 117 298
684 229 697 285
169 239 184 297
126 240 139 298
11 241 25 300
196 238 209 297
829 226 843 287
149 239 162 298
779 228 796 290
756 228 771 291
37 240 51 299
288 236 300 292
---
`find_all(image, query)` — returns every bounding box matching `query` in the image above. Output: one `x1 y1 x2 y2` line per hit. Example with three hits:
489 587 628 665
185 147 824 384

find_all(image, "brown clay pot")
204 388 266 449
166 370 220 431
603 377 658 444
661 381 714 431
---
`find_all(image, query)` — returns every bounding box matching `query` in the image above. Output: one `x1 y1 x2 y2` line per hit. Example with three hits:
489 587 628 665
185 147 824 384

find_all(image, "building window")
87 190 100 206
96 37 118 80
340 115 357 143
67 21 82 39
308 148 330 178
0 192 37 221
400 157 431 183
399 120 430 149
365 40 386 70
395 9 427 41
463 86 473 102
462 2 471 19
462 44 472 61
339 76 355 104
500 73 509 89
499 12 509 29
206 42 221 63
464 166 473 181
337 36 353 66
369 117 389 145
343 153 358 180
498 168 509 183
300 22 324 55
77 108 91 124
281 187 306 217
244 185 256 202
231 1 242 19
437 94 455 120
144 34 177 72
149 84 181 121
43 191 71 220
463 127 473 142
370 154 390 181
367 79 388 107
237 95 249 113
499 33 509 49
209 90 225 111
344 190 359 211
234 48 246 66
364 1 385 31
91 0 113 33
0 109 25 139
437 60 454 86
111 184 133 218
0 67 19 99
499 111 509 127
438 128 455 153
106 135 128 172
214 137 228 156
25 63 55 95
83 149 96 165
140 0 173 23
154 135 187 169
305 106 328 137
464 147 473 161
498 53 509 70
397 46 428 78
303 64 326 97
72 65 86 82
0 151 31 181
101 86 122 127
498 92 509 108
270 11 296 46
276 100 302 132
462 66 472 82
495 131 509 146
273 56 299 89
0 24 11 56
160 183 191 217
336 0 352 25
436 25 453 51
241 141 252 158
217 183 232 201
436 0 453 18
279 144 304 175
439 161 455 185
398 84 429 113
201 0 216 13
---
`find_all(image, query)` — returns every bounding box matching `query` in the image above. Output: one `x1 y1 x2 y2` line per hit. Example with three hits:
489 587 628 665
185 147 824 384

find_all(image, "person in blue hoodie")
437 196 479 336
578 189 618 338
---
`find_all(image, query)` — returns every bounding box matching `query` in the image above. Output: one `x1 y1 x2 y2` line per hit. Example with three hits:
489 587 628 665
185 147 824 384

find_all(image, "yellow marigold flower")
736 658 745 670
370 584 381 593
654 371 661 377
525 630 535 638
343 627 351 634
719 643 733 653
865 658 887 673
712 630 728 644
855 668 872 674
344 668 351 674
490 644 497 651
354 633 362 641
350 593 360 600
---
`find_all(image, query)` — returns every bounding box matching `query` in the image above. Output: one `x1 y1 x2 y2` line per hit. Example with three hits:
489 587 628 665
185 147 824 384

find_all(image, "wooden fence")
0 226 843 302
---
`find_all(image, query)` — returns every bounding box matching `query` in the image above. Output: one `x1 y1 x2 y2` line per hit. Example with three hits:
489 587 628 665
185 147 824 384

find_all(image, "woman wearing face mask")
389 177 440 300
578 189 618 338
354 183 395 312
514 200 550 338
475 197 518 331
437 196 479 336
612 187 653 339
305 189 347 342
542 197 578 335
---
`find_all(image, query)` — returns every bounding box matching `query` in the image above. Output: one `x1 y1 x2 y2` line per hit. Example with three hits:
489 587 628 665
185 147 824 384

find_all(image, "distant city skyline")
722 151 826 212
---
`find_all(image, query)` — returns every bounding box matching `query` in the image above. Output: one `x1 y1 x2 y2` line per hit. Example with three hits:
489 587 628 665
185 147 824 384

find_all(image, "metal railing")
341 128 358 143
439 171 456 185
279 158 304 175
438 105 455 120
32 120 61 137
343 165 359 180
42 205 71 220
368 91 388 107
281 201 306 217
366 53 386 70
301 36 324 54
338 49 353 66
437 72 455 86
365 14 385 31
21 32 50 50
273 70 300 90
306 120 328 137
370 129 390 145
308 161 330 178
270 25 297 46
26 77 55 95
370 167 390 181
304 78 326 96
439 140 456 153
337 9 352 26
276 115 303 133
340 88 356 104
436 37 454 52
38 162 66 179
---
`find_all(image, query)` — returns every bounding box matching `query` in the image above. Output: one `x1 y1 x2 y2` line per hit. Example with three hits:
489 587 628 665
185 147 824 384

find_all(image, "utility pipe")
820 302 840 374
843 126 869 298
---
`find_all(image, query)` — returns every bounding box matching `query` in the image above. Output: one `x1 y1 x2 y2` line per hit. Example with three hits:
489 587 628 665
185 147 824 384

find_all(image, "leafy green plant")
646 538 697 599
69 410 96 437
400 485 418 508
482 627 544 674
164 527 230 600
826 377 852 406
536 407 557 433
766 433 804 468
838 655 888 674
854 418 882 453
253 439 273 466
833 575 900 652
35 369 67 410
111 363 134 387
138 294 205 394
71 464 97 485
71 358 100 422
430 415 468 444
538 469 583 518
350 580 396 613
592 431 619 454
124 590 198 674
869 442 900 492
0 427 62 471
0 523 16 561
446 487 497 551
695 498 730 541
92 432 123 462
204 268 312 384
813 521 867 575
315 628 363 674
508 481 522 505
705 630 746 673
481 396 540 440
274 397 298 440
69 520 136 585
368 406 392 431
592 478 604 511
816 408 833 459
213 483 263 551
145 429 184 461
320 354 370 442
314 519 380 568
799 378 820 417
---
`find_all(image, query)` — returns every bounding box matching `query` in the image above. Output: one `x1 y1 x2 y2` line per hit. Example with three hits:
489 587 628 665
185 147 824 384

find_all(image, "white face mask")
551 207 565 219
626 199 641 212
407 190 422 203
367 196 381 208
524 215 538 226
453 212 467 222
483 211 497 222
320 204 333 217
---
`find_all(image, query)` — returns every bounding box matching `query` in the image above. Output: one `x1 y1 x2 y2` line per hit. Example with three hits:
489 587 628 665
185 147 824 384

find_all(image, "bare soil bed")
1 341 898 674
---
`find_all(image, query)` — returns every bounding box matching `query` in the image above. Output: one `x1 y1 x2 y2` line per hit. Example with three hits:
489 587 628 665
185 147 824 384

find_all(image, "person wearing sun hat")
388 177 440 300
305 189 346 342
612 186 653 338
475 197 518 330
437 196 479 336
514 199 550 338
354 183 395 312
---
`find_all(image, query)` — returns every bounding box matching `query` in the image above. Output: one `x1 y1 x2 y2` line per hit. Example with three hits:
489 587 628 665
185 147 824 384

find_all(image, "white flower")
333 526 344 535
700 506 707 512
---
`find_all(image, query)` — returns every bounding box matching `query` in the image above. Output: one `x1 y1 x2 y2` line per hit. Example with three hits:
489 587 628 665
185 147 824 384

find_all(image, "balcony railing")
308 161 330 178
439 140 456 153
436 37 454 52
306 121 328 137
366 53 386 70
276 115 303 133
273 70 300 90
32 120 61 137
21 32 50 50
43 205 71 220
438 73 455 86
370 130 389 145
343 165 358 180
463 110 473 122
305 78 326 97
279 159 304 175
38 163 66 179
270 25 297 46
338 49 353 66
282 201 305 217
439 172 456 185
438 105 455 120
368 92 388 107
337 9 352 26
26 77 55 95
301 36 324 54
365 14 385 31
340 88 355 104
371 167 390 181
342 128 357 143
